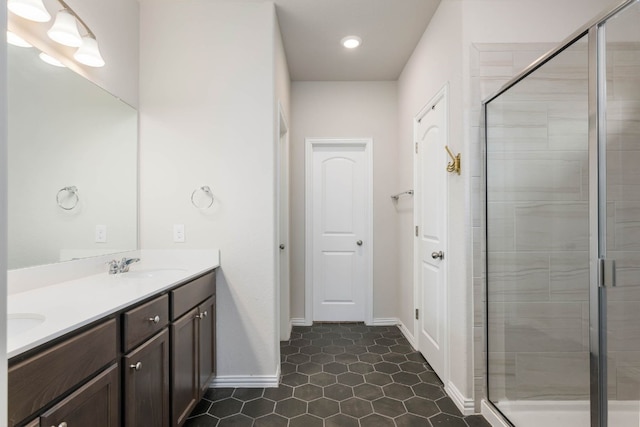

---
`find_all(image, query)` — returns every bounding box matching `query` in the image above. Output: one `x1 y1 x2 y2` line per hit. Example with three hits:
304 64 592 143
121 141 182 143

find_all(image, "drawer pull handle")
148 315 160 324
130 362 142 371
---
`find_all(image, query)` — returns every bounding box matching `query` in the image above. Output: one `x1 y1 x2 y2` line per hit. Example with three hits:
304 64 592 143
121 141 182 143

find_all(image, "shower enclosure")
483 1 640 426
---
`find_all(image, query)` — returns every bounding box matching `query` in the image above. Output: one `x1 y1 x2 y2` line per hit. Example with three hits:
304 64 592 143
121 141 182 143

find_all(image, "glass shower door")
604 2 640 425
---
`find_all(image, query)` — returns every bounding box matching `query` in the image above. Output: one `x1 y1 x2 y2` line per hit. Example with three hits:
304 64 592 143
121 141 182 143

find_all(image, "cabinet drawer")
123 294 169 352
40 364 119 427
171 272 215 320
8 319 117 426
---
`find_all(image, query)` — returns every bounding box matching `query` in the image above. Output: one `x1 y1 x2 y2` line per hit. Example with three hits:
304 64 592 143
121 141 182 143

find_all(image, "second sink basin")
121 268 188 279
8 313 46 335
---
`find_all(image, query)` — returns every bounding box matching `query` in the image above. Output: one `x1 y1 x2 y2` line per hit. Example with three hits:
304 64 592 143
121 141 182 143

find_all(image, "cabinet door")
123 329 170 427
198 296 216 394
171 308 199 427
40 364 119 427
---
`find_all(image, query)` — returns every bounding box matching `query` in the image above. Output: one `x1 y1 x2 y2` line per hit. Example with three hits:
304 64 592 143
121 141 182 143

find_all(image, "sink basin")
8 313 46 335
122 268 188 279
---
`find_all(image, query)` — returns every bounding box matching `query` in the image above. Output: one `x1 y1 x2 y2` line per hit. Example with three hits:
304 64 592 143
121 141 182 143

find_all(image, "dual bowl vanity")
7 250 220 427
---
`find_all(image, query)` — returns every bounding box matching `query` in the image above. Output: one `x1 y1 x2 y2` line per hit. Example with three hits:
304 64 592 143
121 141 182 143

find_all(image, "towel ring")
191 186 214 209
56 186 79 210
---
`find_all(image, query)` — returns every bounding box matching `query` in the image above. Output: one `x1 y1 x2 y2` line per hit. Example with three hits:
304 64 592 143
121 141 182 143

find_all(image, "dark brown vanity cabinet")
170 273 216 427
8 269 216 427
8 319 118 427
122 294 171 427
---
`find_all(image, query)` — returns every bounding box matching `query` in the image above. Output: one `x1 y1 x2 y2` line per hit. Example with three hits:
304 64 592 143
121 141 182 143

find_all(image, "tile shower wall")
472 41 640 408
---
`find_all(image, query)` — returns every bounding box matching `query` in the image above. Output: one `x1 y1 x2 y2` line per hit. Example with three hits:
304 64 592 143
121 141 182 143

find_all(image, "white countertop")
7 249 220 359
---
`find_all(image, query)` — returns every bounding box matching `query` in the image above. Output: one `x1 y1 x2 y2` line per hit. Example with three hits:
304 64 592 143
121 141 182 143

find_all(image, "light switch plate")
173 224 185 242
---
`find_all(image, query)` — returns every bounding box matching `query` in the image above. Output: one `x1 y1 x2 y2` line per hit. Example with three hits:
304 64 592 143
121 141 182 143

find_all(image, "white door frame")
304 137 374 325
413 85 449 384
276 102 290 341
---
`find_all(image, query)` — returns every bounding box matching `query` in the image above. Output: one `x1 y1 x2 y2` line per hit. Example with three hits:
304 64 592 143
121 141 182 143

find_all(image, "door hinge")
599 258 616 288
415 226 418 237
415 142 418 154
415 309 419 320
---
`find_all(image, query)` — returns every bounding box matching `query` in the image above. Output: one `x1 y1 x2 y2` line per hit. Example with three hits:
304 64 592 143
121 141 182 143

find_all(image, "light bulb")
7 0 51 22
39 52 65 67
73 36 105 67
47 10 82 47
7 31 32 48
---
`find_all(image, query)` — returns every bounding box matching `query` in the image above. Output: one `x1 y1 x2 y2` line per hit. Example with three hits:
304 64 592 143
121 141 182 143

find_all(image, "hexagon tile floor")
185 323 490 427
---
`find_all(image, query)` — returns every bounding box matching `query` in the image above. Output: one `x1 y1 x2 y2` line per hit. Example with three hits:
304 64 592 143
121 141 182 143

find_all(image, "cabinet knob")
196 311 207 320
148 315 160 324
202 310 208 318
56 423 67 427
130 362 142 371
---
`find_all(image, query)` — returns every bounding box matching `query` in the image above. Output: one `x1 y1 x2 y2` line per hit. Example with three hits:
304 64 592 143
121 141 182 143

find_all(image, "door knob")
279 244 285 250
431 251 444 260
357 240 363 246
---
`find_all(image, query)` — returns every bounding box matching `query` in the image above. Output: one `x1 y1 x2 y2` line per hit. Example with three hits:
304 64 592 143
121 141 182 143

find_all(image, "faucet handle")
106 260 119 274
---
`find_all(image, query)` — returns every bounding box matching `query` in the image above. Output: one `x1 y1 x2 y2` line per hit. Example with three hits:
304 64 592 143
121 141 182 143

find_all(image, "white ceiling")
270 0 441 81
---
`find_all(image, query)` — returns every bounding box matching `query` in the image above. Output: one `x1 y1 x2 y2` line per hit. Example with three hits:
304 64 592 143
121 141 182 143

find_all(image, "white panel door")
310 142 369 321
415 91 447 380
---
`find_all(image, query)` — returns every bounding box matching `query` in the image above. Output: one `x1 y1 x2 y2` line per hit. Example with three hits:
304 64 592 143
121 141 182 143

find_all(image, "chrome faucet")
107 257 141 274
118 257 141 273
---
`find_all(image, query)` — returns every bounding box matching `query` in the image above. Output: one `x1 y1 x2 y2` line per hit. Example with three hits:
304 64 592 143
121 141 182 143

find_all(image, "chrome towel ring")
191 186 214 209
56 186 79 210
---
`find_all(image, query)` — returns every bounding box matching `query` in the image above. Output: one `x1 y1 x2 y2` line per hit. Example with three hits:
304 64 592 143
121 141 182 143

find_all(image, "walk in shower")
484 1 640 426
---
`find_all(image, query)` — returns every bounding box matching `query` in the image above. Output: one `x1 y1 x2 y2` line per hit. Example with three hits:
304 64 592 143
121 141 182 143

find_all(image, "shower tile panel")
488 302 584 353
549 252 589 301
514 202 589 251
486 203 516 251
514 352 589 400
478 51 514 77
607 301 640 351
487 158 584 201
487 352 517 401
614 202 640 250
616 366 640 400
487 252 550 302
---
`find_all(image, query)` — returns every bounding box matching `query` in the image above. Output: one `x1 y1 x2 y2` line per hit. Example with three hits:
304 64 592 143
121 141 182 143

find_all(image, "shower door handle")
599 258 616 287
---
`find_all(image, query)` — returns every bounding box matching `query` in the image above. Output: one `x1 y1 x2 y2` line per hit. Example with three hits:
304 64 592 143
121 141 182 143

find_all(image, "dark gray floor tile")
185 414 219 427
308 397 340 418
263 384 293 401
465 414 492 427
325 413 360 427
274 397 307 418
232 388 263 401
253 413 288 427
412 383 445 400
324 383 354 401
204 388 234 402
372 396 406 417
382 383 414 400
430 413 467 427
309 372 337 386
209 398 243 418
353 383 384 401
360 413 395 427
404 396 440 418
217 414 253 427
281 372 308 387
293 383 323 401
336 372 364 386
240 398 273 418
348 361 375 374
436 396 463 416
289 413 323 427
395 413 432 427
340 397 373 418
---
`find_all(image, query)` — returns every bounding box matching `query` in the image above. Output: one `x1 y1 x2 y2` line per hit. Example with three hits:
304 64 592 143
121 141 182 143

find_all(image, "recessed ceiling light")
7 31 32 48
341 36 362 49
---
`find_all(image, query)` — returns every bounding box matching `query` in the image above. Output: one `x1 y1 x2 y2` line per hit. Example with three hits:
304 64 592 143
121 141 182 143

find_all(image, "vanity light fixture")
7 31 32 47
7 0 50 23
39 51 65 67
341 35 362 49
47 9 82 47
7 0 105 67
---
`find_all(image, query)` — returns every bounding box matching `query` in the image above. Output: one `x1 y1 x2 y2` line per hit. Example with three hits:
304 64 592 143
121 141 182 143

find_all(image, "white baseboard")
210 374 280 388
290 317 311 326
446 381 475 416
398 320 417 350
481 400 512 427
371 317 400 326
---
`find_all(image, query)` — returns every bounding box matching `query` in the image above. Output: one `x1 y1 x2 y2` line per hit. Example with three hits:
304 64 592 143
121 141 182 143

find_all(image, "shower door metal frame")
482 1 639 426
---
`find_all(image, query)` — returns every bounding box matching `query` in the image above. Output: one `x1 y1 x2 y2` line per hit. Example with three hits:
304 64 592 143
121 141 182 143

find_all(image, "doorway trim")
413 84 450 387
304 137 374 325
276 101 290 341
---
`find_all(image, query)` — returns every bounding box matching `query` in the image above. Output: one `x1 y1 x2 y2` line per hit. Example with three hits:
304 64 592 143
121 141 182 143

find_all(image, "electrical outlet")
173 224 185 242
95 225 107 243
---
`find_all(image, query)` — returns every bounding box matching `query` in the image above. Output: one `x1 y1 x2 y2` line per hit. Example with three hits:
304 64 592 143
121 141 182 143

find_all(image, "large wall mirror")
8 44 138 270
